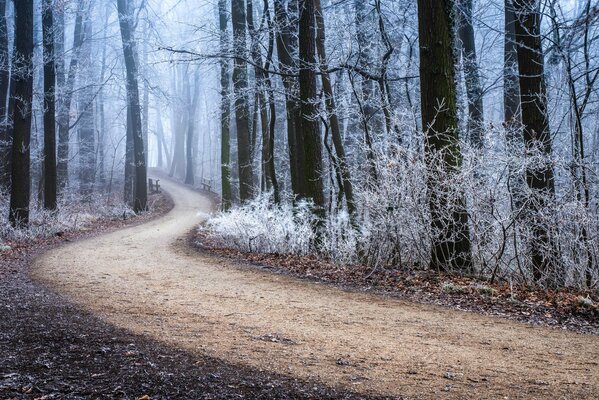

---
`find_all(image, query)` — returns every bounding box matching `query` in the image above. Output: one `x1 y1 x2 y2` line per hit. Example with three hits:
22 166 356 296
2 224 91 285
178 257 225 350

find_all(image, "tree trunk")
456 0 484 147
513 0 558 285
155 104 165 169
298 0 325 216
0 0 10 191
56 1 87 190
218 0 233 209
314 0 356 221
117 0 147 213
231 0 254 201
417 0 473 272
185 68 200 185
9 0 34 227
504 0 525 209
42 0 57 210
78 16 95 201
247 0 273 195
169 66 186 179
273 0 303 197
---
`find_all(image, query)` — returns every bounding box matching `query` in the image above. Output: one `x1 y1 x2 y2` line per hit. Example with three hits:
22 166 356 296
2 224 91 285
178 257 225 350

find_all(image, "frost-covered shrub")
0 190 134 243
205 195 316 255
204 125 599 289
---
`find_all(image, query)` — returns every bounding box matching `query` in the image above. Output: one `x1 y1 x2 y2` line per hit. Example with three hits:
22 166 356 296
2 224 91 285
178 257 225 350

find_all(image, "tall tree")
77 17 95 200
42 0 57 210
0 0 9 191
247 0 277 198
185 68 200 185
219 0 232 209
9 0 34 227
456 0 484 147
117 0 147 213
231 0 254 201
298 0 325 216
314 0 356 220
273 0 303 197
513 0 557 284
417 0 473 271
56 1 87 190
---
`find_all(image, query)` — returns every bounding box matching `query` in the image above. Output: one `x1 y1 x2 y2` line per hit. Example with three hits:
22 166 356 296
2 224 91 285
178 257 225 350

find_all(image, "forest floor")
25 177 599 399
1 188 371 400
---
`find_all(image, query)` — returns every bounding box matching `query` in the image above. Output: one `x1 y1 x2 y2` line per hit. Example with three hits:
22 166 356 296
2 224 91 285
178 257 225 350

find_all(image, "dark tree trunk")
504 0 520 128
273 0 303 197
219 0 232 209
314 0 356 221
231 0 254 201
504 0 525 209
513 0 558 285
417 0 473 272
298 0 325 215
117 0 147 213
0 0 10 191
56 1 87 190
456 0 484 147
42 0 57 210
9 0 34 227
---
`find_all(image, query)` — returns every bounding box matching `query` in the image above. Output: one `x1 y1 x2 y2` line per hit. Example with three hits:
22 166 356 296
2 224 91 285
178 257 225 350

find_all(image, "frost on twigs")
203 125 599 289
0 191 135 242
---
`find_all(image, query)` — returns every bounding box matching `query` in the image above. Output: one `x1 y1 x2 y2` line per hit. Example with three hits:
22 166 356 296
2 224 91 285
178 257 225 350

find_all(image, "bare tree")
117 0 147 213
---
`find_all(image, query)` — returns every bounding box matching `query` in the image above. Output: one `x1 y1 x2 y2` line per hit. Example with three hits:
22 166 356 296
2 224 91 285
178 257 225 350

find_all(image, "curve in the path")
32 177 599 399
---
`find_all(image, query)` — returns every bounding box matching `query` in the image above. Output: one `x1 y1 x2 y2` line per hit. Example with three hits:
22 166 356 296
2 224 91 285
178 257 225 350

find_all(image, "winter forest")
1 0 599 398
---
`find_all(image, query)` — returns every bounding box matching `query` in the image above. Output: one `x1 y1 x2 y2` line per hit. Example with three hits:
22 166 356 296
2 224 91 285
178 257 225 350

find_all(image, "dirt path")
32 178 599 399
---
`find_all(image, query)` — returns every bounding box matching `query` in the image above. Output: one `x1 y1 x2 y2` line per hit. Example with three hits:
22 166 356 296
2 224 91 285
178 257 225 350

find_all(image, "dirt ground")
31 178 599 399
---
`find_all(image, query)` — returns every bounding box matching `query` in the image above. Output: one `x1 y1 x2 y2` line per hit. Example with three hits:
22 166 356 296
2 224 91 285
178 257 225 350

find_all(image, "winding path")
32 177 599 399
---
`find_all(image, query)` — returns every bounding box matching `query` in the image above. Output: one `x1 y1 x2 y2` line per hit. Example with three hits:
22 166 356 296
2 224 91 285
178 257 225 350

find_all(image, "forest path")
32 178 598 399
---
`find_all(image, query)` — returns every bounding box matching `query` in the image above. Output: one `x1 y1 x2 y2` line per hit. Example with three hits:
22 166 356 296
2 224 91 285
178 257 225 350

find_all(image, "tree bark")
231 0 254 201
0 0 10 191
9 0 34 227
273 0 304 197
117 0 147 213
456 0 484 147
42 0 57 210
417 0 473 272
218 0 233 210
77 16 95 201
298 0 325 216
56 1 87 190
